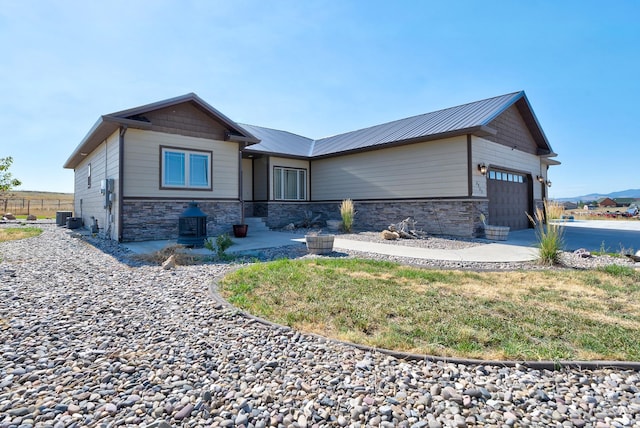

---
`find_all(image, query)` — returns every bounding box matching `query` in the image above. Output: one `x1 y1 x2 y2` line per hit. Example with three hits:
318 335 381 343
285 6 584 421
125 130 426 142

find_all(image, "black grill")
177 202 207 247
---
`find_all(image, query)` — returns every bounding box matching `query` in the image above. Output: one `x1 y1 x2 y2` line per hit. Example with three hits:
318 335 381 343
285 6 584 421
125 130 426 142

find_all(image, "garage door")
487 169 531 230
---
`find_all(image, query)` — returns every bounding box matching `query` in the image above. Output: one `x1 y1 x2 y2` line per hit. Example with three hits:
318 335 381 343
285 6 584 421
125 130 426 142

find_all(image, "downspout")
238 143 246 224
308 160 312 201
466 134 473 197
118 125 127 242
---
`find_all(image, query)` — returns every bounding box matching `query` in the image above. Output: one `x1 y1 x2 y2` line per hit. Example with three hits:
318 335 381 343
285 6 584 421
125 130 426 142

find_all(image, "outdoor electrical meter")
100 179 114 209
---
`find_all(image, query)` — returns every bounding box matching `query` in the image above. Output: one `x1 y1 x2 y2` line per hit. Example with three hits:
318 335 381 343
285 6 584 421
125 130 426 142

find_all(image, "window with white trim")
161 147 212 189
274 167 307 200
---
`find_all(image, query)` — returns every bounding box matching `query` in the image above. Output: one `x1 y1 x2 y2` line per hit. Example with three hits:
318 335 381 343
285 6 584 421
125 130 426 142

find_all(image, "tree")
0 157 22 213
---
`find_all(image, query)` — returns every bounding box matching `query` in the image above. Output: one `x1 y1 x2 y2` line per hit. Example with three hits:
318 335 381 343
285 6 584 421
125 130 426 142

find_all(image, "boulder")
381 230 400 240
26 214 37 221
161 254 176 270
573 248 591 258
4 213 16 220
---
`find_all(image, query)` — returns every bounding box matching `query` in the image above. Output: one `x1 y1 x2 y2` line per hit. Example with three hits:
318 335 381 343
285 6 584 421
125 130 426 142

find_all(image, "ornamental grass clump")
527 200 565 265
340 199 355 232
544 200 565 220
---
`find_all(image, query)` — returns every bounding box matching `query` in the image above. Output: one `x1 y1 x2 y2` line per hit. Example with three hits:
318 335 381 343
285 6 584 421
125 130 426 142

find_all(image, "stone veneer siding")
121 199 241 242
255 199 490 238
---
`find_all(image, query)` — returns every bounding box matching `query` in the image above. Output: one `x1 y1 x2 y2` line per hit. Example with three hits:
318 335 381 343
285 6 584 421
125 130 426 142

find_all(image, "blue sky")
1 0 638 198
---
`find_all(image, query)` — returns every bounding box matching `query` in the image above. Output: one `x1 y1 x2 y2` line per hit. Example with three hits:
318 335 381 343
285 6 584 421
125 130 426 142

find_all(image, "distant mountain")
555 188 640 202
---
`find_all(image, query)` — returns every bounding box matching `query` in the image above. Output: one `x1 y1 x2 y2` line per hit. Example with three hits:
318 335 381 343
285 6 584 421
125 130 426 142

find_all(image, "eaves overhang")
542 157 561 166
242 147 310 160
225 132 260 144
311 126 496 160
63 116 152 169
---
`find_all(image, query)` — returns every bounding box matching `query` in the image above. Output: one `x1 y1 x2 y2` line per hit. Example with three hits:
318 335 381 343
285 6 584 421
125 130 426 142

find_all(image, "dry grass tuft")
131 244 203 265
528 200 565 265
545 200 565 220
0 227 42 242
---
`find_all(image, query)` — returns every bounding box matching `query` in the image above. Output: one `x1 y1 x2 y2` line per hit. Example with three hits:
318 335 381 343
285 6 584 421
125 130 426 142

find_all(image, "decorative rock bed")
0 223 639 427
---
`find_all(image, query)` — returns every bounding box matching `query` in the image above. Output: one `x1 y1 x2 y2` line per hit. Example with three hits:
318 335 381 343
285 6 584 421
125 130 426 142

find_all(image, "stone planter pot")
484 225 510 241
305 234 335 255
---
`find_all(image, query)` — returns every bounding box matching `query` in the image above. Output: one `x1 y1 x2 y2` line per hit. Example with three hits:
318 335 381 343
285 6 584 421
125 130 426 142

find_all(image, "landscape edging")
208 275 640 372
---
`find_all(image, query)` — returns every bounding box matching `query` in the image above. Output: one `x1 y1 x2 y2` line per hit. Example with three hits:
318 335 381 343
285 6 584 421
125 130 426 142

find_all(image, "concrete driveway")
507 219 640 253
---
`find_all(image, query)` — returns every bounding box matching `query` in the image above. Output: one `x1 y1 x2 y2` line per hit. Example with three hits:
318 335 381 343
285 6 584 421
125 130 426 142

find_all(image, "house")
598 197 618 208
64 91 559 242
562 201 578 210
614 198 640 207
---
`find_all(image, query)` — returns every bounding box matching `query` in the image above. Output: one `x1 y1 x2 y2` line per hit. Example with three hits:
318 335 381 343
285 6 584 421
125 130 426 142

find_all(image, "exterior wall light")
537 175 545 183
478 163 487 176
546 180 552 187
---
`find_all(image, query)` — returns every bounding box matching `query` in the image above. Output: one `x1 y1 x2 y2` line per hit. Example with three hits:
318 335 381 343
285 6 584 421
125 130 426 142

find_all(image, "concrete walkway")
332 238 538 262
123 229 539 263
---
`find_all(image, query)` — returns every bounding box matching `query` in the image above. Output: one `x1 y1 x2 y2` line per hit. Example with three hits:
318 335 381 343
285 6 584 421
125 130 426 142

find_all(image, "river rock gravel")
1 224 639 428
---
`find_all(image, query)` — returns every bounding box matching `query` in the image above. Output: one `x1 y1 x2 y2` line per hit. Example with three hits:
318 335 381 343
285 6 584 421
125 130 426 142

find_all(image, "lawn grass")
219 258 640 361
0 227 43 242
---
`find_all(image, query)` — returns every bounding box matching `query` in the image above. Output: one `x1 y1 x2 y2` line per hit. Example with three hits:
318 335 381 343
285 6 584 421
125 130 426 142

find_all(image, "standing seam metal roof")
243 91 550 158
238 124 315 157
312 92 523 156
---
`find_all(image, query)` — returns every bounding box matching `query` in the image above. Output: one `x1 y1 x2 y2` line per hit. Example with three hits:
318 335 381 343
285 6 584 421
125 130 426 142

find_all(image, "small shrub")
340 199 355 233
299 210 322 228
527 200 564 265
205 234 234 258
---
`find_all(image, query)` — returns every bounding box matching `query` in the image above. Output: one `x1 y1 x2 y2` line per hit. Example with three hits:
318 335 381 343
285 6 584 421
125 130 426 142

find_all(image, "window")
161 147 212 189
488 169 526 183
87 163 91 188
274 167 307 200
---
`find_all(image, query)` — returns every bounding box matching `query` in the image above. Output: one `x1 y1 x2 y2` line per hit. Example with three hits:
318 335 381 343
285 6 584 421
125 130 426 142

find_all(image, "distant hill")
555 188 640 202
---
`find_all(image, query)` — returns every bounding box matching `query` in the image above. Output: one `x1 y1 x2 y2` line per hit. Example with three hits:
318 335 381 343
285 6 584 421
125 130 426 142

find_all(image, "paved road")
507 220 640 253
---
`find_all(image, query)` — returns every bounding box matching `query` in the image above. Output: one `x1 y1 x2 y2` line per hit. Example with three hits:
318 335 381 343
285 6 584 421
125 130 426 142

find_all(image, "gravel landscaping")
289 230 636 271
1 223 640 427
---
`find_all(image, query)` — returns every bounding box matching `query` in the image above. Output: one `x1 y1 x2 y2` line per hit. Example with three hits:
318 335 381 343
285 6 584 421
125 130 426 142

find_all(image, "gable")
485 105 538 155
64 93 259 170
139 102 228 141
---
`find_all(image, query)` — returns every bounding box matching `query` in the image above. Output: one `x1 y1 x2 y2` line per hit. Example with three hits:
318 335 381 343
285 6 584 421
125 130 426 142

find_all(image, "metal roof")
239 124 314 158
66 91 555 169
242 91 554 158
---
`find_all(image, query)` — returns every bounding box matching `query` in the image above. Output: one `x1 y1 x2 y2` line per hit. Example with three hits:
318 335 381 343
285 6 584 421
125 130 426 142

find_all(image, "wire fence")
2 198 74 216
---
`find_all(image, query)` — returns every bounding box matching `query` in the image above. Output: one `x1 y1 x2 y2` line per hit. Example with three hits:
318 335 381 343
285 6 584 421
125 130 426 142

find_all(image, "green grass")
0 227 42 242
219 258 640 361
